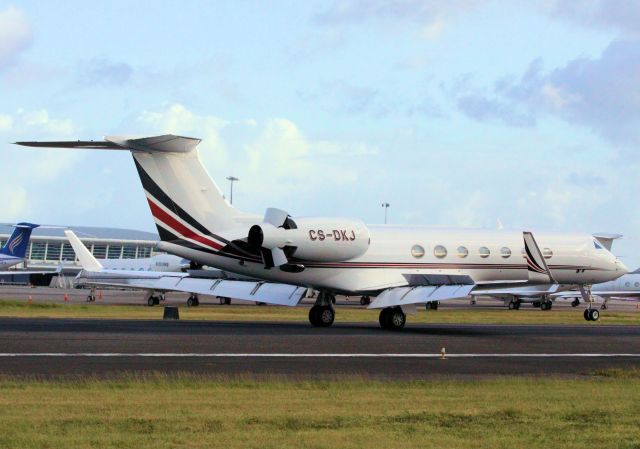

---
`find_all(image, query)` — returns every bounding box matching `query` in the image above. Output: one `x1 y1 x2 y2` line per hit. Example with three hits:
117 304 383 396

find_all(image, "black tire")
589 309 600 321
508 302 516 310
571 299 580 307
154 297 160 305
388 307 406 330
309 306 319 326
584 309 591 321
379 308 390 329
360 296 370 306
514 301 521 310
432 302 439 310
147 297 156 307
224 297 231 305
532 301 541 308
600 303 607 310
318 306 334 327
187 297 195 307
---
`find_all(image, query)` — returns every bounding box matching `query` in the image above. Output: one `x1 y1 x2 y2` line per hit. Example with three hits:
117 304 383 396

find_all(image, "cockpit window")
593 240 604 249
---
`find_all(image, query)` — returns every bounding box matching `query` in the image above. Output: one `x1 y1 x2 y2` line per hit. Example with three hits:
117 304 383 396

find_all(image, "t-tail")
16 136 247 253
0 222 39 258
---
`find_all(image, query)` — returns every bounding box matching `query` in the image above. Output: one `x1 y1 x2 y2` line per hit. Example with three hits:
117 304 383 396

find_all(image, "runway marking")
0 353 639 358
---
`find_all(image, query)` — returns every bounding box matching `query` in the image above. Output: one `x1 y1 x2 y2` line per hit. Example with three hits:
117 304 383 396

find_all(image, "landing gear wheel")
426 301 439 310
379 307 406 330
508 301 516 310
584 309 591 321
147 297 156 307
309 305 334 327
514 301 521 310
571 298 580 307
589 309 600 321
219 297 231 305
360 296 370 306
153 297 160 305
187 295 199 307
600 303 608 310
87 295 96 302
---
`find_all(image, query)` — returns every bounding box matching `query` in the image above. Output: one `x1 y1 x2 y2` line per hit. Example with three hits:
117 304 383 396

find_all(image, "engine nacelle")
248 217 370 262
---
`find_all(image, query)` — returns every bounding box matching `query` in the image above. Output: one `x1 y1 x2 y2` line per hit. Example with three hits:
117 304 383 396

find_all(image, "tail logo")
7 233 23 255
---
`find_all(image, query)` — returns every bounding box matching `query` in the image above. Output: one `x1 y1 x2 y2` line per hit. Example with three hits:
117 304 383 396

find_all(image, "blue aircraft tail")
0 222 39 258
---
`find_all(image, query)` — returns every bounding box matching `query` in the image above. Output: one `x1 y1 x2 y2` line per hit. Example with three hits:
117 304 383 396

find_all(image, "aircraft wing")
472 284 560 297
368 285 474 311
66 230 307 307
76 270 307 306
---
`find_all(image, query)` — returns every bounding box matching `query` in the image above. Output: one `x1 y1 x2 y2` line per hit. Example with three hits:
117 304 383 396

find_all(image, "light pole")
381 202 390 224
226 176 239 205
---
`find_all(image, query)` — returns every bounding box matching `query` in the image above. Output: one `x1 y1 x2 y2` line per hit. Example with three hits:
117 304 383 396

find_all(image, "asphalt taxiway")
0 317 638 379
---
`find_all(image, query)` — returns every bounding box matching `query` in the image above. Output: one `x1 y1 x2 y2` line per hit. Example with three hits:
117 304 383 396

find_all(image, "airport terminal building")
0 224 160 269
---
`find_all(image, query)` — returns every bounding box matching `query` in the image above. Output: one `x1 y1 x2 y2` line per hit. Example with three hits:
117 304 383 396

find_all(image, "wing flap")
368 284 473 309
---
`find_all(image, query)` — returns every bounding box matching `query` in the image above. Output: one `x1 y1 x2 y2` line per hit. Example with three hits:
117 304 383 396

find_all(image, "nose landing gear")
579 286 600 321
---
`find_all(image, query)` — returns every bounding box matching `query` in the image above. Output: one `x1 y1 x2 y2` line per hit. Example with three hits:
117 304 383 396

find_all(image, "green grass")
0 373 639 448
0 299 639 325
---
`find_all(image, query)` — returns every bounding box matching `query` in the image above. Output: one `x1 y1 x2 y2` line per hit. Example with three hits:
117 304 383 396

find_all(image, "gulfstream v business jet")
18 135 627 329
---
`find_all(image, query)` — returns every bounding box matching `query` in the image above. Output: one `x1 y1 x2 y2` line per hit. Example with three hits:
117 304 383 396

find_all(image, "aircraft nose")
615 258 628 276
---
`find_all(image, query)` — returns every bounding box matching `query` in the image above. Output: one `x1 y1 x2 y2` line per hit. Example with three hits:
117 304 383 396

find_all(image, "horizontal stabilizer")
16 134 200 154
593 233 622 251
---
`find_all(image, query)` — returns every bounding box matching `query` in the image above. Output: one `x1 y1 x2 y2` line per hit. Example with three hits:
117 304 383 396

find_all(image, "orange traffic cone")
64 293 69 302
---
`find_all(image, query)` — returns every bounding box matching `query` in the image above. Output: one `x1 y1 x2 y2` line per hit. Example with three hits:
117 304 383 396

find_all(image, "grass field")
0 299 639 325
0 372 639 449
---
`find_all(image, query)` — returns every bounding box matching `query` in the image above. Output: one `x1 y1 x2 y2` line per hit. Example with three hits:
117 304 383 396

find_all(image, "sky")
1 1 639 265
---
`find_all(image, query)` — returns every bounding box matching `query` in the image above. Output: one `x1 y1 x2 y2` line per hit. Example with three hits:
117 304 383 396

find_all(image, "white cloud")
0 6 32 70
0 114 12 130
129 104 376 213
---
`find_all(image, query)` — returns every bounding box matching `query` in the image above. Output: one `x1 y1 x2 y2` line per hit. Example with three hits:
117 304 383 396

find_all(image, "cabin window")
411 245 425 258
500 247 511 258
479 247 490 258
434 245 447 258
457 246 468 258
542 248 553 259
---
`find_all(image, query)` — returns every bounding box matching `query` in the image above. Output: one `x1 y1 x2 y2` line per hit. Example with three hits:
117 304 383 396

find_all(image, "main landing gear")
187 294 200 307
379 307 406 330
360 296 371 306
507 299 521 310
218 296 231 305
308 291 336 327
146 293 165 306
425 301 439 310
584 308 600 321
87 287 97 302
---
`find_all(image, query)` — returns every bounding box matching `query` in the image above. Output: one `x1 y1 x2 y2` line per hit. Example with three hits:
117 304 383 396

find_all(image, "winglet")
64 230 103 271
523 231 555 283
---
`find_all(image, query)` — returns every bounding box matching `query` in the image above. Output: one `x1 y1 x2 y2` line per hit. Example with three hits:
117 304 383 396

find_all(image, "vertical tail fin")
65 230 103 271
0 222 39 258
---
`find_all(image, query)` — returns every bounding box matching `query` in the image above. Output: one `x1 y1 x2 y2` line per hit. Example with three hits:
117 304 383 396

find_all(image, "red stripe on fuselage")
147 198 223 251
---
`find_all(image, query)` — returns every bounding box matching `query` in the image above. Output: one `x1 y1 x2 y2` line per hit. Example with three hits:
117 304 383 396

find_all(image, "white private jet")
19 135 628 329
